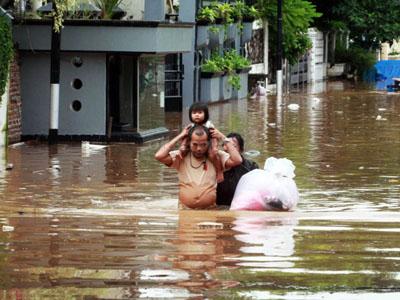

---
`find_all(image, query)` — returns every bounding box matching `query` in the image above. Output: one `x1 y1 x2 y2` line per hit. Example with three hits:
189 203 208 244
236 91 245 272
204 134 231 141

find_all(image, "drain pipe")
276 0 283 100
49 3 61 144
193 0 200 103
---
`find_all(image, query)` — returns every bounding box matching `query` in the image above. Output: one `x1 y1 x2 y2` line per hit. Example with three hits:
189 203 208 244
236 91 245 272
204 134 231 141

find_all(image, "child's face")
191 110 205 124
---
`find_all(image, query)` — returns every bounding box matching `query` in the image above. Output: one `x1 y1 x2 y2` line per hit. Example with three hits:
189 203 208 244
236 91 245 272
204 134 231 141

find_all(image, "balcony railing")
11 0 181 23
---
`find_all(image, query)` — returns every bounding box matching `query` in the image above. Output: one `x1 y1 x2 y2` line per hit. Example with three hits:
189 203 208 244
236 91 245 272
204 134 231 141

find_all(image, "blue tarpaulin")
374 60 400 90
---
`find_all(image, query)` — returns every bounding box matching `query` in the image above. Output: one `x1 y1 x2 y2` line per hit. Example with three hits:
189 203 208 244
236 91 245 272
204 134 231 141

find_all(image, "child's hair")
189 102 209 124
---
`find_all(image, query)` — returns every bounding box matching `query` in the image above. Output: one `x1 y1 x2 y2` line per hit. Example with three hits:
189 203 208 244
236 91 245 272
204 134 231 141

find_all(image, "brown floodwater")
0 80 399 299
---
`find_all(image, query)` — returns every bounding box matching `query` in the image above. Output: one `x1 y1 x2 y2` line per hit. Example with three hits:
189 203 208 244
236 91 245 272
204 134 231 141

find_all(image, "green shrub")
0 15 13 100
201 51 251 90
335 45 376 76
197 6 218 23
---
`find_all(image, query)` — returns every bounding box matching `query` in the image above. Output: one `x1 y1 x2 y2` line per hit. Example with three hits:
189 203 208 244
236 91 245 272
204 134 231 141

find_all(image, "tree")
0 14 13 100
312 0 400 50
255 0 321 65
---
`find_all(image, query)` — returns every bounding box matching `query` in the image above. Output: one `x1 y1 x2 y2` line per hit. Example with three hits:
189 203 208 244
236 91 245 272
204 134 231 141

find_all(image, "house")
11 0 195 143
7 0 258 143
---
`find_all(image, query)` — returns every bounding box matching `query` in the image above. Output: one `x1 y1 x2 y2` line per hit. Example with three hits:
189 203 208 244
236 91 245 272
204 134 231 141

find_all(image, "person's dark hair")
188 125 211 142
227 132 244 152
189 102 209 124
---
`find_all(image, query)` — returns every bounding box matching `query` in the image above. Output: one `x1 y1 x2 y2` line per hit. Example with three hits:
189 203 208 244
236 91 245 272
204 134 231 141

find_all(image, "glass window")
138 55 166 132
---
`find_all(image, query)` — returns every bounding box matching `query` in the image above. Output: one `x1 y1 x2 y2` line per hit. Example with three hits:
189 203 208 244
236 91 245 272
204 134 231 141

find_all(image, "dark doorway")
107 54 138 136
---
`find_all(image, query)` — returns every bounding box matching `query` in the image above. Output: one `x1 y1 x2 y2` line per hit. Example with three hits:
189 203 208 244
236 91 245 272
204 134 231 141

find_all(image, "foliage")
231 0 247 21
309 0 345 31
38 0 122 32
312 0 400 50
255 0 321 65
201 55 224 73
333 0 400 50
335 45 376 76
197 6 218 23
201 50 251 90
213 2 234 24
245 6 259 20
50 0 70 33
198 1 258 23
224 49 251 70
0 15 13 100
93 0 123 19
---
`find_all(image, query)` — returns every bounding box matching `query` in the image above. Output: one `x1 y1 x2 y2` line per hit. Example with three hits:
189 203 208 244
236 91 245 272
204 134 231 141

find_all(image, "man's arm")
154 127 189 166
210 128 242 169
222 139 243 169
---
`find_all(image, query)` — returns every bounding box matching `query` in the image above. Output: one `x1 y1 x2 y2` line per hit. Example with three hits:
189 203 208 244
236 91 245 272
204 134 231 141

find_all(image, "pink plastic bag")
230 157 299 211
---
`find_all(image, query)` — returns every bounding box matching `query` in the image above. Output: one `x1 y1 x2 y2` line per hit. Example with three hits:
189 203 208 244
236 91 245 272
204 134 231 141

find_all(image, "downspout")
49 2 61 144
276 0 283 99
0 79 9 148
193 0 199 103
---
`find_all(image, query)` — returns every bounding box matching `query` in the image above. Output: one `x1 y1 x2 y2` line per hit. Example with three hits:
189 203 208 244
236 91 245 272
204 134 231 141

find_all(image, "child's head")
189 102 209 125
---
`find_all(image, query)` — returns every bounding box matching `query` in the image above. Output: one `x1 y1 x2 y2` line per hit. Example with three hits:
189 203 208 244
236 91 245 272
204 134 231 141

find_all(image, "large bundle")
230 157 299 211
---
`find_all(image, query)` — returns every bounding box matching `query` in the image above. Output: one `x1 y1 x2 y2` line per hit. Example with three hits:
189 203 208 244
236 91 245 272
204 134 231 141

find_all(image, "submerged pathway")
0 80 399 298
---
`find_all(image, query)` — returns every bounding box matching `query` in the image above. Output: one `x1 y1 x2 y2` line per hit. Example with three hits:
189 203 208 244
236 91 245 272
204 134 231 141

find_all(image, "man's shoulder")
243 158 259 170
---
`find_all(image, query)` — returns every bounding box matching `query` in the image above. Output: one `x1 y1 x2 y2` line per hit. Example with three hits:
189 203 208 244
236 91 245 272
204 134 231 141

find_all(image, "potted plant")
214 1 234 41
200 55 225 78
224 50 251 98
242 6 258 43
197 6 223 49
197 6 218 25
93 0 126 19
200 54 225 102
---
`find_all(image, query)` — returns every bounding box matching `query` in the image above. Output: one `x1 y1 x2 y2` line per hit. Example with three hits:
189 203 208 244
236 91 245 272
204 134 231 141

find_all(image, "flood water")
0 80 399 299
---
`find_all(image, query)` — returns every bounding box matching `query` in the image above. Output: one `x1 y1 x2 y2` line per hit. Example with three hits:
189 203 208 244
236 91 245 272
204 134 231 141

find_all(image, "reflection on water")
0 81 400 298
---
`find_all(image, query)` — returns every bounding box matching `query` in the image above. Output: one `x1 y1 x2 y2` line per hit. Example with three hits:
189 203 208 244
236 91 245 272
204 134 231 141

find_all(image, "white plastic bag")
230 157 299 211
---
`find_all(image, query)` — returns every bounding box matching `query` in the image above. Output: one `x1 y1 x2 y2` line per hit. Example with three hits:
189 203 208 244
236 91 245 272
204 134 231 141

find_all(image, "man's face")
190 133 209 158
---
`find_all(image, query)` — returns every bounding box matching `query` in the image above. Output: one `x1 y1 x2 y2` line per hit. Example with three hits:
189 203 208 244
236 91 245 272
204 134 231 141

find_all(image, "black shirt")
216 157 259 206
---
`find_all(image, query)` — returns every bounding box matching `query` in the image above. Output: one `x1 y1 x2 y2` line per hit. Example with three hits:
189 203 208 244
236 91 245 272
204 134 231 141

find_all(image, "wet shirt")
169 150 230 209
216 158 259 206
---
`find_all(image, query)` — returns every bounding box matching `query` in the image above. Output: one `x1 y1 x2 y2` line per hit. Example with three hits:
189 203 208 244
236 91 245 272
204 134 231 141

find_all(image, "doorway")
107 54 138 136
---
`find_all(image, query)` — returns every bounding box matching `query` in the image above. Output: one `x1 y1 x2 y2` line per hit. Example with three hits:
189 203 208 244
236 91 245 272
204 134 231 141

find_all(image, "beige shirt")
169 150 230 209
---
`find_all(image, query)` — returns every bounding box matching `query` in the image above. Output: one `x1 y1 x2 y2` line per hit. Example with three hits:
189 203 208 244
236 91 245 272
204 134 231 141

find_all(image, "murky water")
0 80 399 299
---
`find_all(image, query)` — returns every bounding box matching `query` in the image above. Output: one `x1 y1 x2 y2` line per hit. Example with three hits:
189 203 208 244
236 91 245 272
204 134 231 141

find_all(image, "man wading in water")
155 125 242 209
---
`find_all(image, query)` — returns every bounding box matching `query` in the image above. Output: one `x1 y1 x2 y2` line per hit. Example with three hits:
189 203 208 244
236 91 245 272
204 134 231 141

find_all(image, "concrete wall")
307 28 326 82
197 23 248 103
13 24 193 53
7 53 22 144
20 52 106 135
290 28 326 85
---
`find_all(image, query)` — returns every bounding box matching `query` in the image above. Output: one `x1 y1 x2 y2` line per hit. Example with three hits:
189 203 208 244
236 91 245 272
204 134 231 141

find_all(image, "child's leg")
208 137 224 183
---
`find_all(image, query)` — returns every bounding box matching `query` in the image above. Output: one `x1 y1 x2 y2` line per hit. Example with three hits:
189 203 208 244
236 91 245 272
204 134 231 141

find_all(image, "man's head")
224 132 244 153
188 125 211 158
